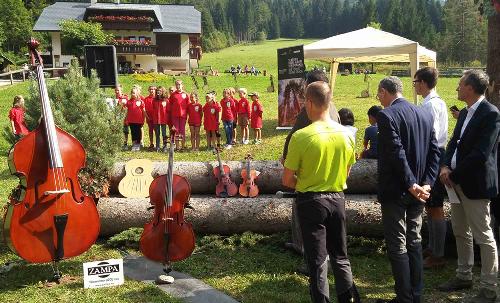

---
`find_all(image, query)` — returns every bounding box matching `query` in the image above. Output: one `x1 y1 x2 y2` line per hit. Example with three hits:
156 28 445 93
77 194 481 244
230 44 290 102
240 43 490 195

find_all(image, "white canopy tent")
304 27 437 102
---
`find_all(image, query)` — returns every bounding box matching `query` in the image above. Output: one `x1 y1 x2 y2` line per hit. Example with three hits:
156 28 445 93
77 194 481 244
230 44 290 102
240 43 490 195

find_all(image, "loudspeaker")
84 45 118 88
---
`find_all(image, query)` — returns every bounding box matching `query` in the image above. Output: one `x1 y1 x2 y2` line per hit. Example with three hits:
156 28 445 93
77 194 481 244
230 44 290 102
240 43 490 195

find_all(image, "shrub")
256 31 267 43
24 61 123 197
107 227 143 249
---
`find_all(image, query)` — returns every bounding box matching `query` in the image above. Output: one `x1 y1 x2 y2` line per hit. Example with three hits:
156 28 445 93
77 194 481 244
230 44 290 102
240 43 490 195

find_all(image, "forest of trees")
0 0 489 66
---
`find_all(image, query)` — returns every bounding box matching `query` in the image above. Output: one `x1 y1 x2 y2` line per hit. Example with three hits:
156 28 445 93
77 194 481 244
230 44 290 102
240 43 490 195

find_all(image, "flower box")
112 39 151 46
88 15 154 23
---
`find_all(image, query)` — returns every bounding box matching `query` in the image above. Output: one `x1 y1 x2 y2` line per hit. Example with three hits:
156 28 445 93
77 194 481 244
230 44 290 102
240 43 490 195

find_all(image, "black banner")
277 46 305 127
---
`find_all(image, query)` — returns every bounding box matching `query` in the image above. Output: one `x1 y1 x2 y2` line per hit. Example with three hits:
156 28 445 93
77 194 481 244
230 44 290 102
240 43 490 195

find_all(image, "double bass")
140 129 195 277
3 39 100 280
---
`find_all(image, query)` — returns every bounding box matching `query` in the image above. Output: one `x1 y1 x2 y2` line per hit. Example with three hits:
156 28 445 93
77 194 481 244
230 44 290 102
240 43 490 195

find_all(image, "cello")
213 144 238 198
239 154 260 198
3 39 100 280
139 128 195 280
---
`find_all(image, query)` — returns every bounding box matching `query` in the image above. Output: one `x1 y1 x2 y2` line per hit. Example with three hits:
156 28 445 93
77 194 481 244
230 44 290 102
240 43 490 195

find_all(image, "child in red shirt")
143 85 156 151
220 88 237 148
152 86 170 152
249 92 263 144
115 85 130 150
237 88 251 144
126 87 147 151
9 95 29 141
203 92 221 150
169 80 190 150
229 87 238 144
188 92 203 151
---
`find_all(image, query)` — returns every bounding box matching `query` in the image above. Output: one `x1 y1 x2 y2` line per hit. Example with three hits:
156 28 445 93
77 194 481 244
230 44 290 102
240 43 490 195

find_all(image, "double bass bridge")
44 189 70 196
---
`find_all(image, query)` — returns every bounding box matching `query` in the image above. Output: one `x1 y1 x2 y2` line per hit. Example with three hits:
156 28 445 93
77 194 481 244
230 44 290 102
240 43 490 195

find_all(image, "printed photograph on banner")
278 78 305 126
277 45 305 127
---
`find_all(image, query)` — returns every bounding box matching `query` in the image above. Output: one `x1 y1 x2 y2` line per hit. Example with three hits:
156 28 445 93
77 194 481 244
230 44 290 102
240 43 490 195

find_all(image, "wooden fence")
0 67 70 86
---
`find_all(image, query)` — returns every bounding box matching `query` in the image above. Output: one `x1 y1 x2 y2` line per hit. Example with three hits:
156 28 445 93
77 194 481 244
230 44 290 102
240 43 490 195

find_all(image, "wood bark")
487 14 500 109
97 194 389 236
109 159 378 195
98 196 453 243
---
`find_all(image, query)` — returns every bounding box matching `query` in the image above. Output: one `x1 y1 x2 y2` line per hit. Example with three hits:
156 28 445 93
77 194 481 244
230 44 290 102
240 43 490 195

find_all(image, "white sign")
83 258 124 289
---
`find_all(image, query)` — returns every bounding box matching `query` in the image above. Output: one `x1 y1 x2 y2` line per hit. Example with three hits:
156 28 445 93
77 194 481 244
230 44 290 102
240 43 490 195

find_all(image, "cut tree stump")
109 159 378 195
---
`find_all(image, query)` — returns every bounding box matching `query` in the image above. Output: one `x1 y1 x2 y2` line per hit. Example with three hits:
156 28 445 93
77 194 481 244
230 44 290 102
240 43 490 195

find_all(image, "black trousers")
296 192 357 303
129 123 142 143
426 148 446 207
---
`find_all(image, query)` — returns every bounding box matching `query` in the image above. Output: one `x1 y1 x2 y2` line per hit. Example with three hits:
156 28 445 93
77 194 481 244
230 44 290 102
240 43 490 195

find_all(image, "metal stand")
50 261 62 283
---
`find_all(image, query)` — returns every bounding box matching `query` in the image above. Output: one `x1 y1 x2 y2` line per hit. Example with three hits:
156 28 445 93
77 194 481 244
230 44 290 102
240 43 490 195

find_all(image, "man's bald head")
306 81 331 110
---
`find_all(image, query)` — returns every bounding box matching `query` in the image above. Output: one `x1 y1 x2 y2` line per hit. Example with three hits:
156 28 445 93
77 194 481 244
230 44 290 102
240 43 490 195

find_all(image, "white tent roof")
304 27 436 63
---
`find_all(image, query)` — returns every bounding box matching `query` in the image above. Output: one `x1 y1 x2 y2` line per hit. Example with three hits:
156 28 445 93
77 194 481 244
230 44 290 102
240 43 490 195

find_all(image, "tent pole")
409 44 420 104
329 60 339 90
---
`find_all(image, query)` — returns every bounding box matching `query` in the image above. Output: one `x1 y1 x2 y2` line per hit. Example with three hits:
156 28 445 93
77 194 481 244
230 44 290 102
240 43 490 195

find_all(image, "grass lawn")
0 39 476 302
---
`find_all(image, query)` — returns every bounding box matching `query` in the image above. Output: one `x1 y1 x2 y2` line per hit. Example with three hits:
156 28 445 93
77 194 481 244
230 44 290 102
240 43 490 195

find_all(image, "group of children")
337 105 382 160
7 85 379 159
115 80 264 152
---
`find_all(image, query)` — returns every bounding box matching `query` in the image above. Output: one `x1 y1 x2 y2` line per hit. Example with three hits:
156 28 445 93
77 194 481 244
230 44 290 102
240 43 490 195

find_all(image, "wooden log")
109 159 378 195
97 194 389 236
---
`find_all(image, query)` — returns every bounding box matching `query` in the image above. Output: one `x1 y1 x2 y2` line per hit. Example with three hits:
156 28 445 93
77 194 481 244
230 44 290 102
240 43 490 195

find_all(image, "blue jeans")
154 124 167 148
381 195 424 303
222 120 233 145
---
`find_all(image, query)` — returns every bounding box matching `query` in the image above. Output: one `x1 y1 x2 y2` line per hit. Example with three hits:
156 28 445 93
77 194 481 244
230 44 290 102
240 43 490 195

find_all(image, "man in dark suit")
438 70 500 303
375 76 440 303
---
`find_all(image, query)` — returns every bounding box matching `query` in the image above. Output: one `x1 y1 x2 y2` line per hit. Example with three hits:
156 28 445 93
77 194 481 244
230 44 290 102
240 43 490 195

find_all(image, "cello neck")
35 61 64 169
166 135 174 207
247 158 251 183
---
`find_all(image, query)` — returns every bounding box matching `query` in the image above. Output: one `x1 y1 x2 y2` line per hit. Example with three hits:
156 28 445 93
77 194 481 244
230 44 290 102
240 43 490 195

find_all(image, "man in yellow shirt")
282 81 359 303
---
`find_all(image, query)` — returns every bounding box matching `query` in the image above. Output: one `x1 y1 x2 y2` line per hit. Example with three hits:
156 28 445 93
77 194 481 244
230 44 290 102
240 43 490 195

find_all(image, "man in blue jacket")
375 76 440 303
438 70 500 303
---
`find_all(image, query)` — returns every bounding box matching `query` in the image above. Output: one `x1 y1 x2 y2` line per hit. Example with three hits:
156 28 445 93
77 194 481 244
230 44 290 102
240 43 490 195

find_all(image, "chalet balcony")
115 45 157 55
101 22 152 31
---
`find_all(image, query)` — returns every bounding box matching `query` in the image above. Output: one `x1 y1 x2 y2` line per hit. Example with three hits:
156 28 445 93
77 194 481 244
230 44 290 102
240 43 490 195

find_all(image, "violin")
213 144 238 198
239 154 260 198
139 129 195 274
3 39 100 280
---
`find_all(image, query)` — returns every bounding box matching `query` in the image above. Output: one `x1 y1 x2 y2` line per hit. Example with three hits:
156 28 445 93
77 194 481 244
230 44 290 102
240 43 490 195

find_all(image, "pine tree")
0 0 33 52
269 15 280 39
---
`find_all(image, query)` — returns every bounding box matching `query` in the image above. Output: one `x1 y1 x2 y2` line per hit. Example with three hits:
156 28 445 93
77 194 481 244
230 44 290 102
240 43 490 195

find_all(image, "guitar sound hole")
135 167 144 174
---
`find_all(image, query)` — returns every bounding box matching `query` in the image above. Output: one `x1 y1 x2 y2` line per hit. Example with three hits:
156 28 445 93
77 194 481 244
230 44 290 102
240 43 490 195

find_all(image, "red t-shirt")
126 98 145 124
143 95 155 123
251 100 263 129
203 101 221 131
220 98 236 122
169 91 190 119
188 102 203 126
152 97 169 125
116 94 128 107
8 107 29 135
237 97 251 116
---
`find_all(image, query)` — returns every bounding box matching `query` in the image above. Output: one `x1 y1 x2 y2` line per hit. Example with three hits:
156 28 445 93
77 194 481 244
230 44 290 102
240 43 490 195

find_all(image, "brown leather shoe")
423 256 446 269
